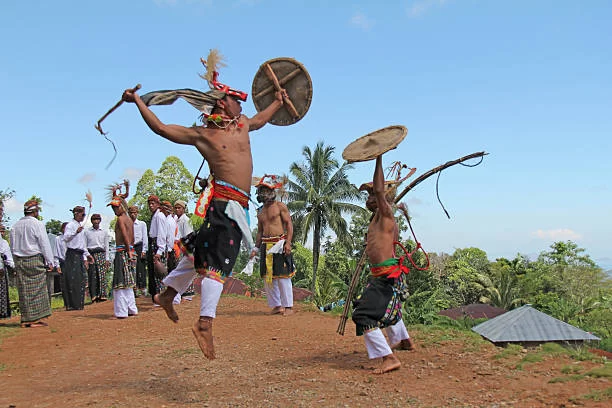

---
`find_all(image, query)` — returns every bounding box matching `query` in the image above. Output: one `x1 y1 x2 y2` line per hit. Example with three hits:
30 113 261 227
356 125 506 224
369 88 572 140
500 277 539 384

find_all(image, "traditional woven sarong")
0 267 10 319
133 242 147 290
112 246 136 290
14 254 51 323
352 258 410 336
147 237 167 299
187 179 249 284
87 249 110 299
62 248 86 310
259 235 295 284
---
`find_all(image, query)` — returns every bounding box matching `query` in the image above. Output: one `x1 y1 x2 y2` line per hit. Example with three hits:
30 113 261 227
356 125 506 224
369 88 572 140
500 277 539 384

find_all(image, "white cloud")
407 0 449 18
4 197 22 213
350 12 375 31
121 167 145 182
531 228 582 241
78 172 96 184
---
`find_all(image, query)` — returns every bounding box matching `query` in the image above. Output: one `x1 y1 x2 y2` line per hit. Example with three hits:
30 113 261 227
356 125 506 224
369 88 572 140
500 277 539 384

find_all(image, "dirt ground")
0 295 609 408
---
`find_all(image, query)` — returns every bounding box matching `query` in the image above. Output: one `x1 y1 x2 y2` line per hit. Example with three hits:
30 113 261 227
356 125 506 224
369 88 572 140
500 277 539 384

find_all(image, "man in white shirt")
128 206 148 296
9 200 54 327
162 201 178 274
147 195 167 301
174 200 195 300
1 224 15 319
62 206 93 310
84 214 111 302
53 222 68 307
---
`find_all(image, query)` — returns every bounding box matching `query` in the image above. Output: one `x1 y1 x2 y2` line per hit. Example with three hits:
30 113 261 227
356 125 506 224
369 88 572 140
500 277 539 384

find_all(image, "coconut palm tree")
286 142 366 293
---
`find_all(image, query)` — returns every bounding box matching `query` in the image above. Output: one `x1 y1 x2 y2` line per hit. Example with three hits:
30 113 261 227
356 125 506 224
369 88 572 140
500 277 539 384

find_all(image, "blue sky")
1 0 611 266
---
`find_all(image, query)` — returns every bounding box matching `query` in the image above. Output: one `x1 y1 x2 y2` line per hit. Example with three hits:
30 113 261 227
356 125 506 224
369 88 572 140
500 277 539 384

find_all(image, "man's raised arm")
247 90 286 131
123 89 200 146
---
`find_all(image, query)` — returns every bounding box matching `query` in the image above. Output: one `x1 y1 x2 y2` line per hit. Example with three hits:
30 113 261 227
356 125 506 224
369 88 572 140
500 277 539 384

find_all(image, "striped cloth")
14 254 51 323
140 89 226 117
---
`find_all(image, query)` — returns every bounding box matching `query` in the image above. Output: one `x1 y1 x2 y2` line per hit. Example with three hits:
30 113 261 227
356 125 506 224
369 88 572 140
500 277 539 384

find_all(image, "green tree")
128 156 195 224
286 142 366 293
442 247 490 306
0 188 15 224
45 219 63 235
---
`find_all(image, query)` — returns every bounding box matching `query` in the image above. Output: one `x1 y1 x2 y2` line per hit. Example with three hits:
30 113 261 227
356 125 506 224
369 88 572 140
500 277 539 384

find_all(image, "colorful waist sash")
370 258 408 279
195 177 249 218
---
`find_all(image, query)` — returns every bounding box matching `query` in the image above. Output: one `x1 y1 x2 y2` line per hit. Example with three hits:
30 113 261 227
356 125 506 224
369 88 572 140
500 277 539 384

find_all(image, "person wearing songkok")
107 196 138 318
173 200 195 300
128 206 148 296
84 214 111 302
251 175 296 316
53 222 69 307
146 195 167 301
9 200 55 327
62 206 92 310
0 224 15 319
122 49 286 359
351 156 416 375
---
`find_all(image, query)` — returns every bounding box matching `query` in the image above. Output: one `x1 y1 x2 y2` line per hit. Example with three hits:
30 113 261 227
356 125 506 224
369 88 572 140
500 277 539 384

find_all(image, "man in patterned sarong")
128 206 148 296
9 200 55 327
0 224 15 319
84 214 111 302
108 196 138 318
122 50 287 359
252 175 295 316
352 155 415 374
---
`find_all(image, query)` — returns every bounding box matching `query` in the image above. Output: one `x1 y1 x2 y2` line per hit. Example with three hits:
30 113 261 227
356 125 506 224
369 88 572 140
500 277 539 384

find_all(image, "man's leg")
264 279 282 314
364 328 401 374
192 276 223 360
113 288 128 318
155 256 196 322
278 278 294 316
386 319 415 351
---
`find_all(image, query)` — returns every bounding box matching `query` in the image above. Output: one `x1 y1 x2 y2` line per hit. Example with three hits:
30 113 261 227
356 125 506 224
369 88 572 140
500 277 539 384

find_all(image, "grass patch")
171 347 199 357
549 374 585 383
494 344 523 360
515 353 543 370
585 363 612 379
570 387 612 403
560 365 583 374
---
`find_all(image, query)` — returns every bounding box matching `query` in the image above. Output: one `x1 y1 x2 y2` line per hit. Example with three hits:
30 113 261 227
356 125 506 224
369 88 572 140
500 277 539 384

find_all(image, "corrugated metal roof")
472 305 600 342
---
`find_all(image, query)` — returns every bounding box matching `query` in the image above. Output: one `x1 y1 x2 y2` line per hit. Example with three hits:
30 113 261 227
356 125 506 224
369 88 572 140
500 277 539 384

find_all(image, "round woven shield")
252 57 313 126
342 125 408 163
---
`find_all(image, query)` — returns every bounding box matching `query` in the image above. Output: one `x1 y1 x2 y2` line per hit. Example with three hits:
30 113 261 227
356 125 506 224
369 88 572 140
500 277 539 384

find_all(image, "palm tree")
286 142 366 293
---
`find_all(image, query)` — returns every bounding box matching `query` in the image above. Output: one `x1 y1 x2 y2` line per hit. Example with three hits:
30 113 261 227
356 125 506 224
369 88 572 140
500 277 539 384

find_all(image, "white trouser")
385 319 410 345
278 278 293 308
264 280 281 308
162 256 223 318
364 328 393 359
113 288 138 317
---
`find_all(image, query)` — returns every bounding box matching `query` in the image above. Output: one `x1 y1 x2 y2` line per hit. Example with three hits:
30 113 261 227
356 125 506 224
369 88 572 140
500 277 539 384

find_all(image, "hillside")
0 296 610 407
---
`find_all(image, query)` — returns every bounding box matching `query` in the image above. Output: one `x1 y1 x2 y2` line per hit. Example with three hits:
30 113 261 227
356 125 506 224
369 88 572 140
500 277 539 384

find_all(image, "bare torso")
194 116 253 193
257 201 287 237
115 213 134 247
366 208 398 265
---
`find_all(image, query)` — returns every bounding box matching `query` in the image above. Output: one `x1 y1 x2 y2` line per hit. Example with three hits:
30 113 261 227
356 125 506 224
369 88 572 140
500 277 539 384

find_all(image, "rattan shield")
251 57 313 126
342 125 408 163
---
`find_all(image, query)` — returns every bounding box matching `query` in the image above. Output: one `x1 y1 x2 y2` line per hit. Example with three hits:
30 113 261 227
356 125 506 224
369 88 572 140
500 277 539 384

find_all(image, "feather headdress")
106 179 130 213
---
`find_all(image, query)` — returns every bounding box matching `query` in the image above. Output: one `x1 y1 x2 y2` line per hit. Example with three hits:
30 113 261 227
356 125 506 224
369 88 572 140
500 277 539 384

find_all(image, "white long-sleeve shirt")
0 237 15 269
53 233 67 267
84 227 110 260
9 215 54 266
177 213 194 239
133 218 148 252
165 214 177 252
148 209 166 255
63 219 90 259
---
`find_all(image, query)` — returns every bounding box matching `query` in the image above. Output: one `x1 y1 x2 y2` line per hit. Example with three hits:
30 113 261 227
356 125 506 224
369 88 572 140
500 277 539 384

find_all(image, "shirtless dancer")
352 155 415 374
122 55 286 359
251 175 295 316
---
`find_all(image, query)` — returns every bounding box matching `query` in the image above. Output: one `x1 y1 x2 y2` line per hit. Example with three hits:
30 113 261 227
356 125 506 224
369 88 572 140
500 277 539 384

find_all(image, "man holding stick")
121 52 287 359
352 155 415 374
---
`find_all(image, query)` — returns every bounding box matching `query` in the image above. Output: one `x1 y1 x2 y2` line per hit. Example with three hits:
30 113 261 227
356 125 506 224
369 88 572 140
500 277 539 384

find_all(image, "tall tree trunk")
311 217 322 294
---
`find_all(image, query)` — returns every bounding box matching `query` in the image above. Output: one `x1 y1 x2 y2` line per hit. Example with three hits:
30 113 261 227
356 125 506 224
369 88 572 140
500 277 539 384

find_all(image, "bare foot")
282 307 295 316
372 353 401 374
269 306 284 315
391 338 415 351
153 290 179 323
192 317 215 360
